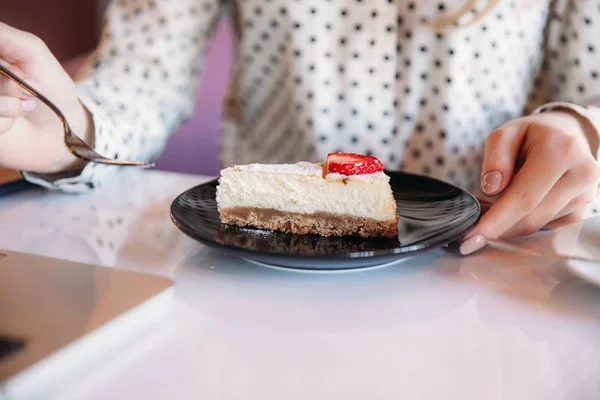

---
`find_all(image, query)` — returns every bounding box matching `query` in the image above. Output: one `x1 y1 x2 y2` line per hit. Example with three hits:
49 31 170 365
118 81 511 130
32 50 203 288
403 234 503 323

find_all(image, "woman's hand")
0 22 93 173
461 110 600 254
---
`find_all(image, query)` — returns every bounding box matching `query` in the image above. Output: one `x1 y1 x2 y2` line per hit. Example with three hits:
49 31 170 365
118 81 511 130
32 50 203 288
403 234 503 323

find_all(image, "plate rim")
169 171 481 260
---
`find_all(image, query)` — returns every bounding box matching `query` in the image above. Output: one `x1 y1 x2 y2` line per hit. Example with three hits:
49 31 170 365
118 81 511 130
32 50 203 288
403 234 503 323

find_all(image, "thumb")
0 22 73 107
0 22 48 66
480 121 528 196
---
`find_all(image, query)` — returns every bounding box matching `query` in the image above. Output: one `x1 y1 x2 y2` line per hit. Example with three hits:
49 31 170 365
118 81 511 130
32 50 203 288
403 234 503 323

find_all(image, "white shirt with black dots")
24 0 600 215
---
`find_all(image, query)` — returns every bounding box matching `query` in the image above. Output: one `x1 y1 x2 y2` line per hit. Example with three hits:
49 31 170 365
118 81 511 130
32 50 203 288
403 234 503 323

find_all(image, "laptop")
0 249 174 397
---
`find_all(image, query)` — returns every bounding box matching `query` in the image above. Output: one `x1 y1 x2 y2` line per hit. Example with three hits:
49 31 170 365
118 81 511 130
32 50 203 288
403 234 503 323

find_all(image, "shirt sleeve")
23 0 222 192
527 0 600 216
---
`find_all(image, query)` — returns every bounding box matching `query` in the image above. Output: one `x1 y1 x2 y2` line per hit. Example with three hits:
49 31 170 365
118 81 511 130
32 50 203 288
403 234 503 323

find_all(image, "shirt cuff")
532 102 600 160
21 84 118 193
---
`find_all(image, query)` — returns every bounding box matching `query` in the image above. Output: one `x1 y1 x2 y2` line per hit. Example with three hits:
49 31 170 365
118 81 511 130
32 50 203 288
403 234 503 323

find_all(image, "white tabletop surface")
1 169 600 400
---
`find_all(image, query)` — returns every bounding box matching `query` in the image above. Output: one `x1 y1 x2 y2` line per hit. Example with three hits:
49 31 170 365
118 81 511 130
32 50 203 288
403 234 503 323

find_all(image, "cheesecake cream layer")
216 162 397 222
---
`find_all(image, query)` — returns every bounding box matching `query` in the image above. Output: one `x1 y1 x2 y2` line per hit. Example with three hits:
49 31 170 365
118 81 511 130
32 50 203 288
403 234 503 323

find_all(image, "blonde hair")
431 0 503 29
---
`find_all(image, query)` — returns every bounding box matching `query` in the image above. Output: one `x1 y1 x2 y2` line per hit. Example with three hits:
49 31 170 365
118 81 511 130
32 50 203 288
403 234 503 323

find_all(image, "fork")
0 64 153 168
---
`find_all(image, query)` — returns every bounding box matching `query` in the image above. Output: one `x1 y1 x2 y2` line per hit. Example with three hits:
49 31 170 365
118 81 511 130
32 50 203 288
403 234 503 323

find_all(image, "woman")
0 0 598 254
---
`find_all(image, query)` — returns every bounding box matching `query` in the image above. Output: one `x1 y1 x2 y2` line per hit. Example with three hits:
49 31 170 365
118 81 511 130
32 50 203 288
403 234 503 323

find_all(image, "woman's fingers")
0 62 36 134
460 121 588 255
463 111 600 255
0 59 37 135
553 167 600 219
0 59 32 99
502 171 593 239
0 73 24 98
475 140 566 241
499 164 597 238
0 118 16 133
543 209 588 231
480 122 526 196
0 95 35 118
554 191 597 221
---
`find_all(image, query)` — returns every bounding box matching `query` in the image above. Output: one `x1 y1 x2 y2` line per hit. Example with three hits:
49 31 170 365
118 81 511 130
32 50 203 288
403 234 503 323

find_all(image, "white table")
2 170 600 400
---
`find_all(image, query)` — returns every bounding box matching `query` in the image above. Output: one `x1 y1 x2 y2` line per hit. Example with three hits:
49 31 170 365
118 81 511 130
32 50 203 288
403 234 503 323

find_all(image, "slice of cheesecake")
215 153 399 238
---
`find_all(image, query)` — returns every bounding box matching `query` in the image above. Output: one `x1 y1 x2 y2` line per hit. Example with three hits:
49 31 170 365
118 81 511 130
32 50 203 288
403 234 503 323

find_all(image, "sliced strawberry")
326 152 384 175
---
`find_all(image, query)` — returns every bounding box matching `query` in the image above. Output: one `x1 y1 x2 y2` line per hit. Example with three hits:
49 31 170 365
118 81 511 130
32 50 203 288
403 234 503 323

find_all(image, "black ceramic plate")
170 171 481 270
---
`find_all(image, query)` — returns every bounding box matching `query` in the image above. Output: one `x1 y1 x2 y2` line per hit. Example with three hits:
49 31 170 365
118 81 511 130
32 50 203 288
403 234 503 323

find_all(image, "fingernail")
21 99 36 113
460 233 487 255
21 88 33 98
481 171 502 196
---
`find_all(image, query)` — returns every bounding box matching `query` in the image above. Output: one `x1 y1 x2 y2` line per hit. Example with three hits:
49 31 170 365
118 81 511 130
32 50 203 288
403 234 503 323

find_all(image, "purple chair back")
154 19 233 176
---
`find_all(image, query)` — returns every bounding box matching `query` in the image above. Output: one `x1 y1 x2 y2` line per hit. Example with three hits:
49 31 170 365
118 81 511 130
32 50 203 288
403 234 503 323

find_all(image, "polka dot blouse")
24 0 600 213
